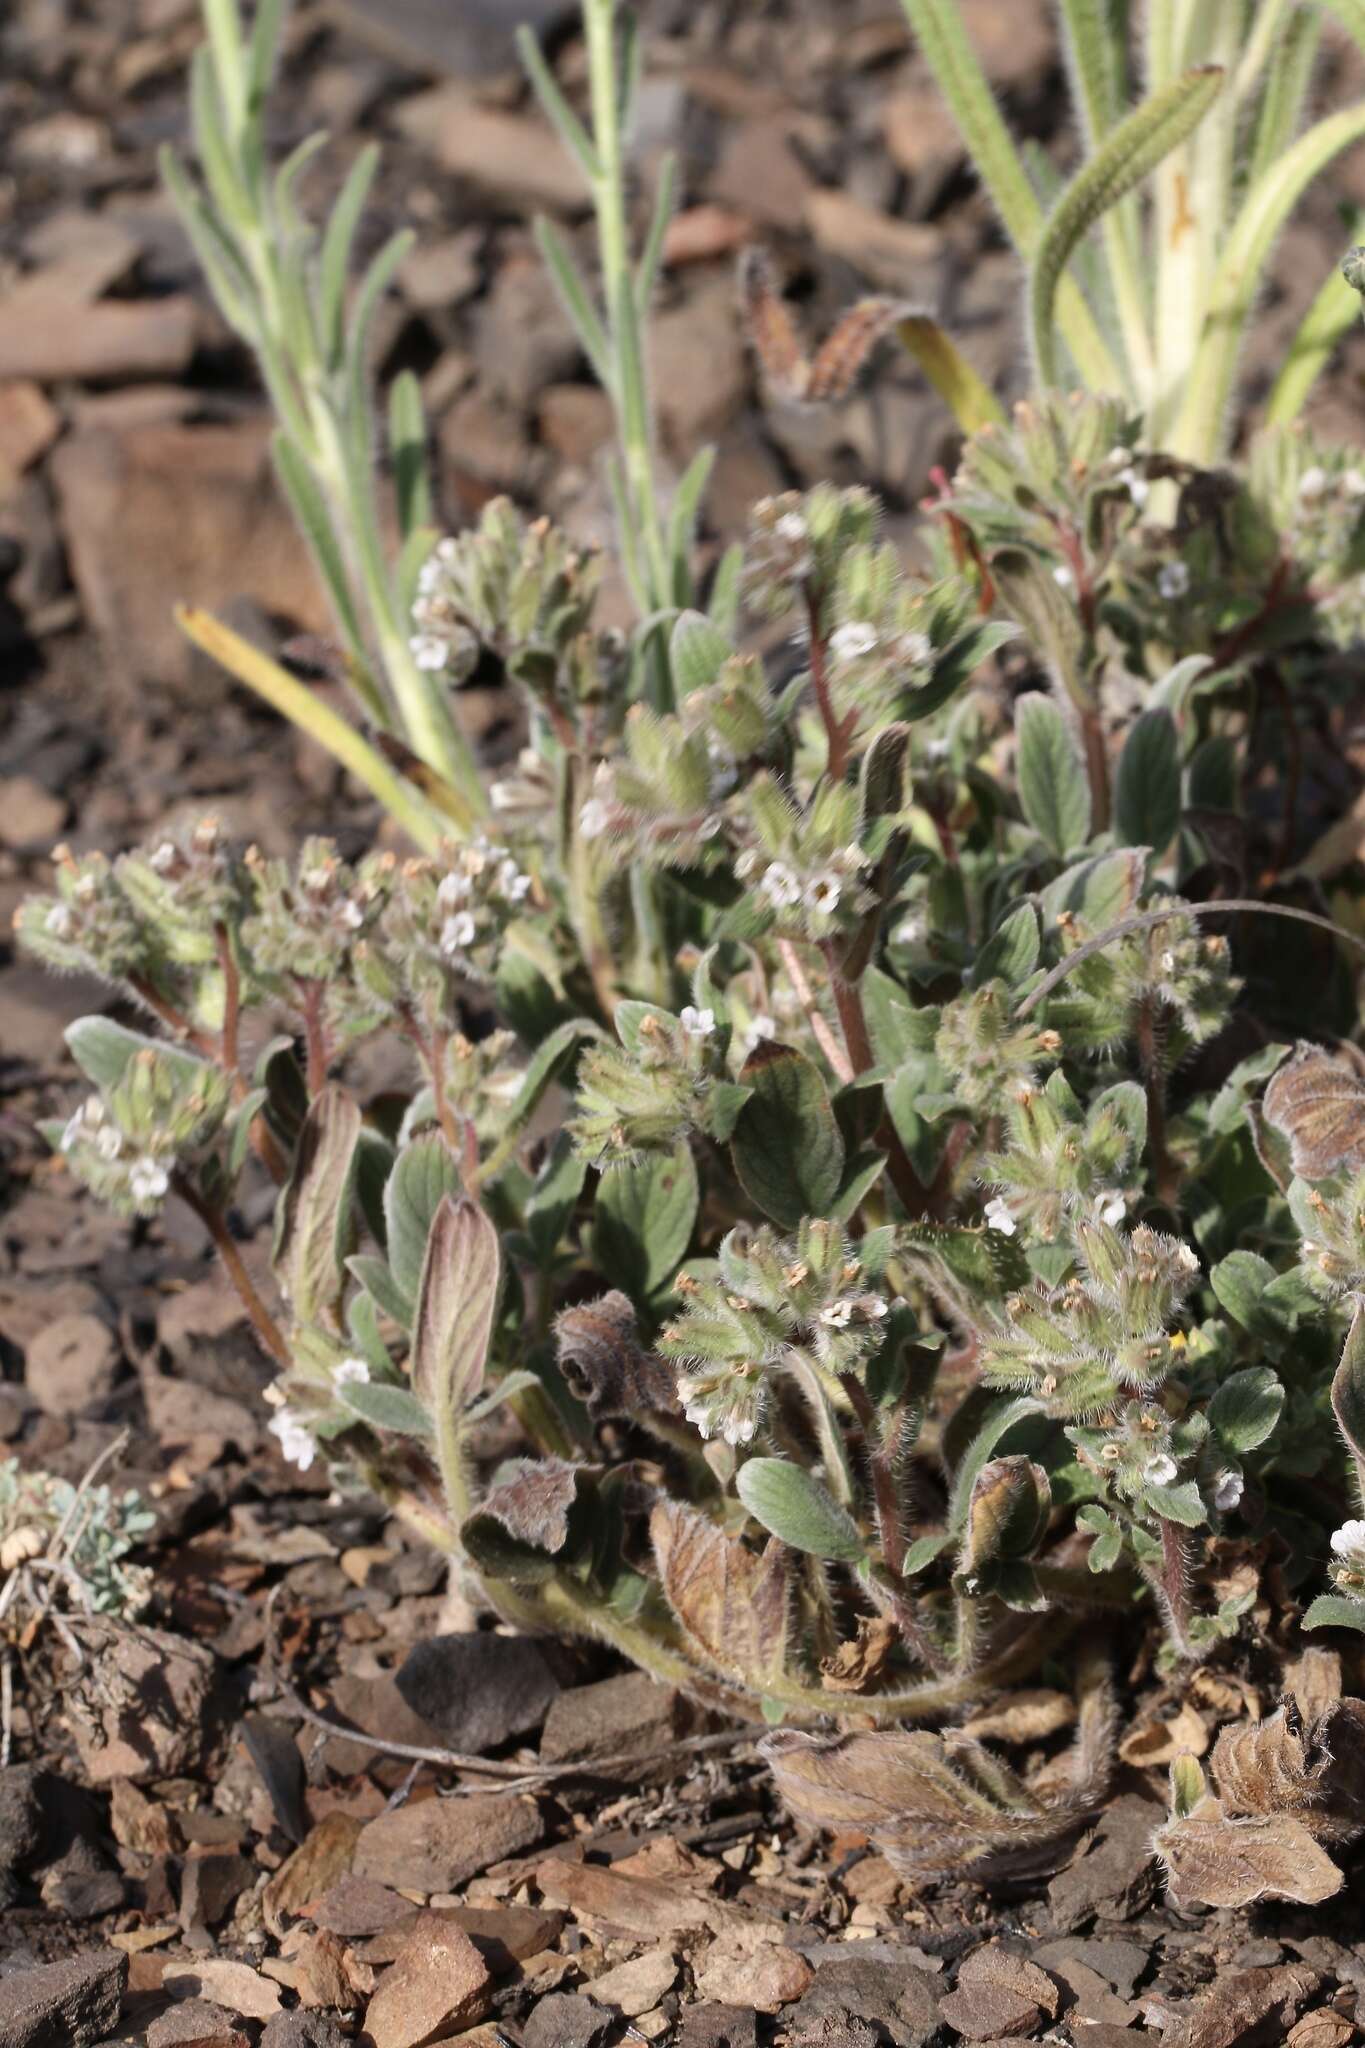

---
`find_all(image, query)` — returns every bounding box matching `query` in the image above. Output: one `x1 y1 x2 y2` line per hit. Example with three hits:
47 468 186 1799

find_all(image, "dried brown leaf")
962 1690 1075 1746
819 1615 899 1696
761 1660 1113 1886
478 1459 582 1553
1118 1701 1209 1769
651 1499 790 1686
1263 1043 1365 1178
1210 1696 1365 1841
1157 1797 1345 1908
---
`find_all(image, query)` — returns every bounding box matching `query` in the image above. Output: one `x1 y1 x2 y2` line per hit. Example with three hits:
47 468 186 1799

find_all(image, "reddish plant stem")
805 587 856 784
1079 704 1111 835
778 939 852 1083
1135 994 1179 1206
839 1372 905 1577
173 1173 290 1369
1210 556 1292 673
215 924 242 1080
298 981 330 1096
1156 1517 1198 1661
429 1029 460 1150
821 939 936 1220
127 976 217 1060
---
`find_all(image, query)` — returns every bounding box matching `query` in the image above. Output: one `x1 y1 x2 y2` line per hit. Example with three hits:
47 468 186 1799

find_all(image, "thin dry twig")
262 1587 757 1792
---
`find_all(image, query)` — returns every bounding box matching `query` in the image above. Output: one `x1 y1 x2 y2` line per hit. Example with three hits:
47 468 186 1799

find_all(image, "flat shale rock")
24 1311 119 1415
146 1999 252 2048
323 0 571 78
539 1670 683 1769
678 2006 760 2048
353 1791 542 1894
50 420 328 692
0 1948 126 2047
394 1632 561 1751
1046 1794 1163 1929
522 1992 613 2048
790 1954 945 2048
68 1624 226 1785
359 1915 492 2048
586 1947 678 2017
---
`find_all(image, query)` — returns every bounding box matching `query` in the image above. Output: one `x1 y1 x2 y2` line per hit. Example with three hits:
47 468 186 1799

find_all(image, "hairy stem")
173 1174 290 1369
1154 1515 1199 1660
1136 993 1179 1205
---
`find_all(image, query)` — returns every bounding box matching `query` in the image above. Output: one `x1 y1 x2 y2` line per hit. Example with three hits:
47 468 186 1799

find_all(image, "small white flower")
269 1409 317 1472
775 512 808 544
1212 1468 1243 1513
679 1006 715 1039
829 621 879 663
333 1356 370 1388
1052 563 1075 591
417 557 443 595
1158 560 1191 600
820 1300 855 1329
338 899 364 930
984 1195 1017 1237
860 1297 889 1321
1174 1242 1200 1274
742 1013 777 1057
129 1156 169 1202
1298 465 1330 503
898 629 933 667
95 1125 123 1163
44 903 73 938
1097 1191 1127 1227
725 1414 757 1446
1144 1452 1178 1486
1341 468 1365 500
435 535 460 568
804 872 842 915
439 911 478 958
1160 949 1177 975
437 871 473 909
409 634 448 672
496 860 531 903
1119 467 1150 509
1331 1519 1365 1559
578 799 610 841
149 841 178 875
760 861 802 909
893 911 926 947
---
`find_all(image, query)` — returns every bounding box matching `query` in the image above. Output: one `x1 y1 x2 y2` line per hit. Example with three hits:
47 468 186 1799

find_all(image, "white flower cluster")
676 1361 766 1447
59 1097 171 1210
432 838 532 965
738 843 868 924
407 538 478 675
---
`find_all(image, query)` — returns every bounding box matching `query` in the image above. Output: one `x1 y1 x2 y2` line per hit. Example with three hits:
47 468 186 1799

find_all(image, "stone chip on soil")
358 1915 492 2048
522 1992 614 2048
354 1791 542 1894
24 1311 118 1414
394 1632 561 1751
790 1954 944 2048
0 1948 126 2048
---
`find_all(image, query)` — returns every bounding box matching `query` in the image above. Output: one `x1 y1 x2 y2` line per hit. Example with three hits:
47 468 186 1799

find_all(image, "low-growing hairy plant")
21 0 1365 1869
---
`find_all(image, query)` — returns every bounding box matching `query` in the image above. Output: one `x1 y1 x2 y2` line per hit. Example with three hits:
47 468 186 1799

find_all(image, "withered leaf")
475 1459 583 1553
1263 1042 1365 1179
1118 1701 1209 1770
555 1292 680 1420
1158 1798 1345 1907
738 245 908 407
819 1615 899 1696
962 1689 1075 1746
1210 1695 1365 1841
762 1705 1108 1886
651 1499 790 1685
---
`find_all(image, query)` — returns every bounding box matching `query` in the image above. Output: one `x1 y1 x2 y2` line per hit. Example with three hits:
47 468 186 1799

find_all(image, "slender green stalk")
1265 218 1365 427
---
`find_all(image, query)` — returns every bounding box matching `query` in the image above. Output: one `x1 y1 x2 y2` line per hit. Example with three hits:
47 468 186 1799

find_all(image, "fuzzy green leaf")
1208 1367 1284 1455
1147 1480 1207 1528
1016 693 1091 857
737 1458 867 1564
1030 66 1224 386
731 1043 845 1229
411 1194 501 1420
338 1378 434 1440
1304 1593 1365 1634
1115 708 1180 857
593 1142 699 1298
384 1134 462 1310
273 1086 361 1323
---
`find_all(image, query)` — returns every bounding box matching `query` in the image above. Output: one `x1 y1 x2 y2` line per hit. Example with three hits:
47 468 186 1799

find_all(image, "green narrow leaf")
190 44 253 233
533 217 612 391
635 149 677 320
1115 707 1180 856
736 1458 867 1564
1265 224 1365 429
346 1253 413 1330
338 1378 434 1439
388 369 432 540
731 1043 845 1230
271 430 369 667
1015 692 1091 858
667 445 716 608
516 23 602 183
65 1017 191 1095
320 143 380 368
158 147 257 340
1030 66 1224 386
970 903 1041 991
1332 1301 1365 1495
